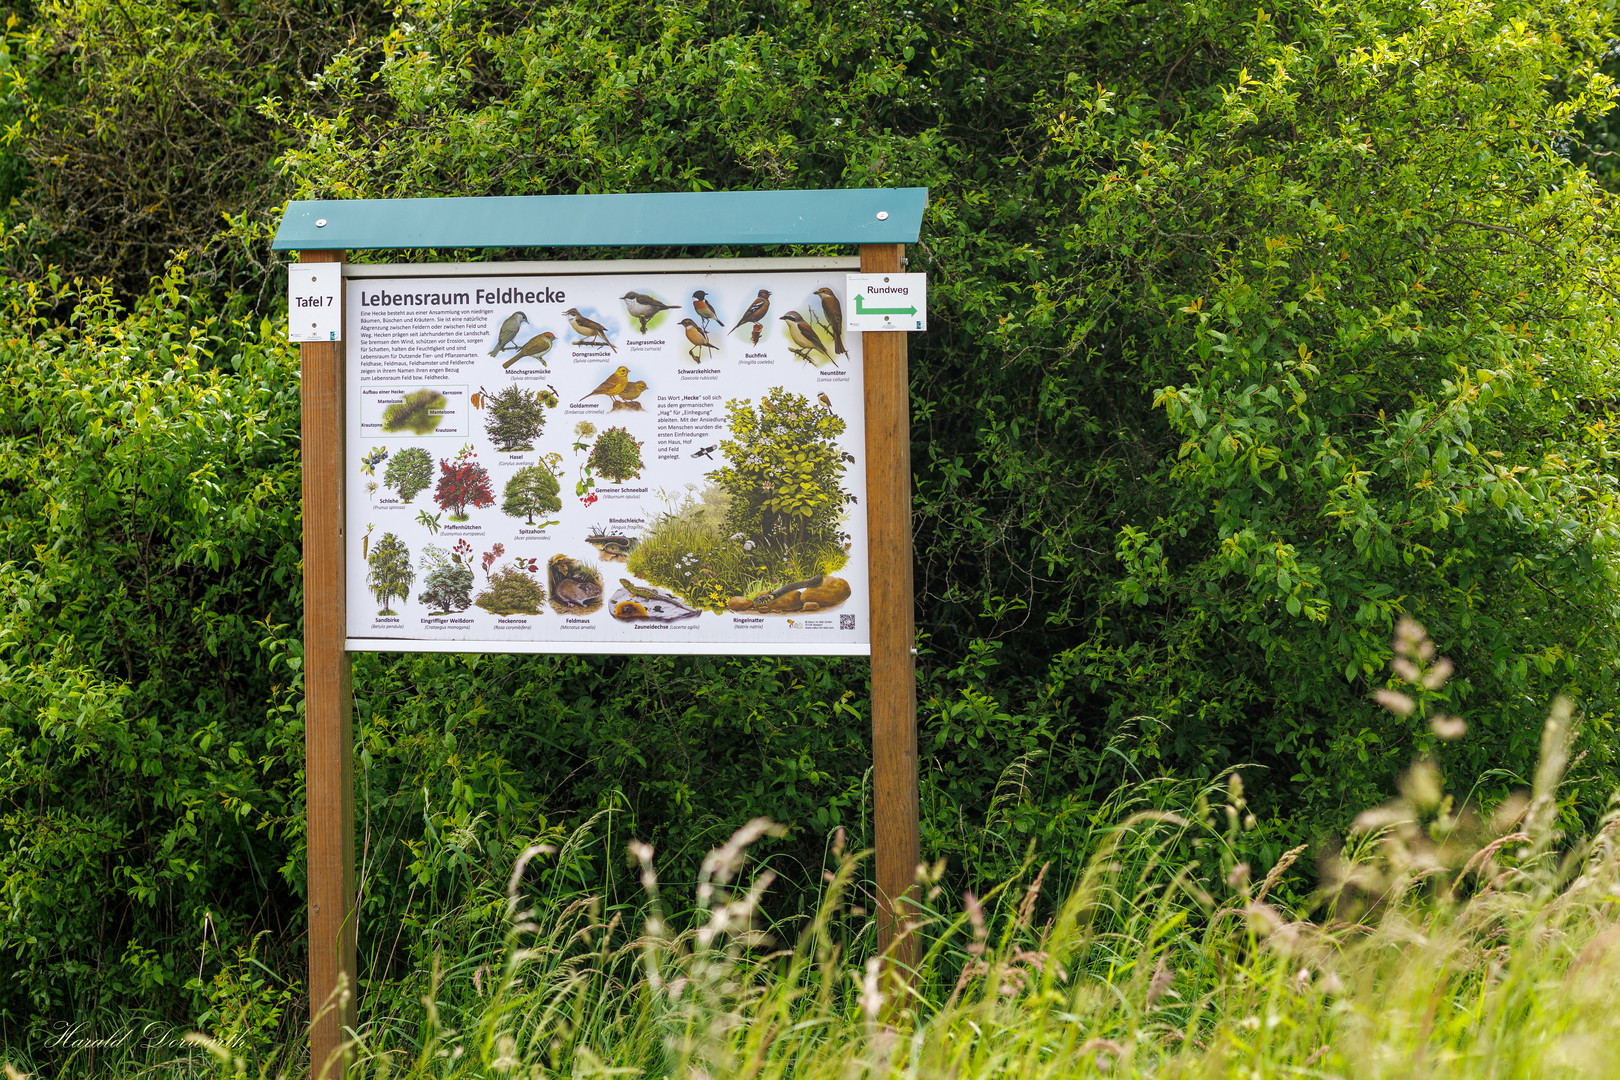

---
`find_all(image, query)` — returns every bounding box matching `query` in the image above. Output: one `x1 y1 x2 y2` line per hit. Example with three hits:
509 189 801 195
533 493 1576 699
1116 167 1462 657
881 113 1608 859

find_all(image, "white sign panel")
845 273 927 331
288 262 342 342
344 269 869 655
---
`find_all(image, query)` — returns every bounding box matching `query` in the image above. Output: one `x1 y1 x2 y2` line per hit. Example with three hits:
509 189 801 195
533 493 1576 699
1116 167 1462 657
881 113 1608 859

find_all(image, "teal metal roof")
271 188 927 251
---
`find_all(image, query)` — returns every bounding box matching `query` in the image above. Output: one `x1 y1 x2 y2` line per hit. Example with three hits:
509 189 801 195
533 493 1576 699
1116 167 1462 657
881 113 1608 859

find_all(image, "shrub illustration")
365 532 414 614
382 388 447 435
587 426 644 484
625 485 848 613
415 544 473 615
383 446 433 502
434 448 494 520
484 384 555 451
474 562 545 615
503 461 562 524
710 387 848 547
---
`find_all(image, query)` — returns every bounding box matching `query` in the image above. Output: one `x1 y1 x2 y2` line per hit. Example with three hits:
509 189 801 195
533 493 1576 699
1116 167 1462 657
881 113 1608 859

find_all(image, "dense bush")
588 426 645 484
2 0 1620 1064
0 263 304 1034
265 0 1620 836
7 0 393 293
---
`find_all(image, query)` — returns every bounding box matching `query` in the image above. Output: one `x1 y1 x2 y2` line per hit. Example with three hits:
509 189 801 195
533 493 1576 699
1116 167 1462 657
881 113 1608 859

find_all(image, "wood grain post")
299 250 356 1080
860 243 920 972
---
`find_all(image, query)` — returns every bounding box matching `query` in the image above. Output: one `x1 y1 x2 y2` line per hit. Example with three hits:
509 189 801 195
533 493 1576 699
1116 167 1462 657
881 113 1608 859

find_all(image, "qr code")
840 614 856 630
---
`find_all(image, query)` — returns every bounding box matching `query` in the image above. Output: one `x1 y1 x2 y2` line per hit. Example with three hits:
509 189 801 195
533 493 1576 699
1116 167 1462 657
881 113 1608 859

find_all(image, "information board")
344 268 869 654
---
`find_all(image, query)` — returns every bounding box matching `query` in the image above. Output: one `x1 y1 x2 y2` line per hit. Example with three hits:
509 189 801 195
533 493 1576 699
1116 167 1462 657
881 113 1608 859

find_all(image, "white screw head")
315 218 328 227
876 211 889 220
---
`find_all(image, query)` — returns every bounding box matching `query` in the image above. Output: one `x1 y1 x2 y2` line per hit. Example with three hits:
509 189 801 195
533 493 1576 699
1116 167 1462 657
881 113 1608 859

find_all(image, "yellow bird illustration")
578 366 631 404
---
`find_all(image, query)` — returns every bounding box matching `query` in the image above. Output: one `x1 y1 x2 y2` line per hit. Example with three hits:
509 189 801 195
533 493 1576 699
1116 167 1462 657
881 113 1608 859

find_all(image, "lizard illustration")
619 578 684 608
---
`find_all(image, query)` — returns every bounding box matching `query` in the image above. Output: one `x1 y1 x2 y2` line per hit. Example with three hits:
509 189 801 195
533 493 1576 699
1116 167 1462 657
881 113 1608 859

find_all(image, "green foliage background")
2 0 1620 1063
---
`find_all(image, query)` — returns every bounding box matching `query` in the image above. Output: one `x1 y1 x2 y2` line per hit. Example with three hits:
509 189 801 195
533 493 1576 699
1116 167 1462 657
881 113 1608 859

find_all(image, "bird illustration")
817 392 832 410
579 366 631 404
621 292 679 333
618 380 649 403
729 289 772 335
502 331 556 370
780 311 836 366
691 444 717 459
489 311 529 356
678 318 719 363
812 288 848 357
564 308 617 352
691 290 724 329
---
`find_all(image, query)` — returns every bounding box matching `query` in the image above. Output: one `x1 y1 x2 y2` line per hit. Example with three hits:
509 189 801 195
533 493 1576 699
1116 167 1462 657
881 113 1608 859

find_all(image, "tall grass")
12 622 1620 1079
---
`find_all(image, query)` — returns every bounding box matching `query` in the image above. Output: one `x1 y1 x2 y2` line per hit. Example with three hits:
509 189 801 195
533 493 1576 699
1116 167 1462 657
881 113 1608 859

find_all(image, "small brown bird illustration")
564 308 617 352
489 311 529 356
729 289 772 335
618 380 649 403
579 366 631 404
780 311 835 366
812 288 848 357
502 331 556 369
621 292 678 333
691 290 724 328
817 392 832 410
678 318 719 362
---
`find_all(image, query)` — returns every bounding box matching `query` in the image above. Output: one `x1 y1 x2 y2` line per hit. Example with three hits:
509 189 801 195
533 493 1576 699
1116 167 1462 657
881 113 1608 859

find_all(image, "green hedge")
2 0 1619 1056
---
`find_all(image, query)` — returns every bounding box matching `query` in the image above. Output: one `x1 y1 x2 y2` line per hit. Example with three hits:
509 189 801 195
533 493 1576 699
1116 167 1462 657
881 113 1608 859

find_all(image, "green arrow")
855 295 918 316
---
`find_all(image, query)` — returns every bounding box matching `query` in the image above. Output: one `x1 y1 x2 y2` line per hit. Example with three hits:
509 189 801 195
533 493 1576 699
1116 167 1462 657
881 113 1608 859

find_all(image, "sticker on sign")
288 263 342 342
844 273 927 331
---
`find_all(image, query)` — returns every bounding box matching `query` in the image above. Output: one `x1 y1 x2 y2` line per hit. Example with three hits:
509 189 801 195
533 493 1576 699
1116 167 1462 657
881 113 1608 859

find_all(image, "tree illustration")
383 447 433 502
502 461 562 524
415 544 473 615
484 384 555 451
434 448 494 520
710 387 847 547
366 532 414 614
587 426 644 483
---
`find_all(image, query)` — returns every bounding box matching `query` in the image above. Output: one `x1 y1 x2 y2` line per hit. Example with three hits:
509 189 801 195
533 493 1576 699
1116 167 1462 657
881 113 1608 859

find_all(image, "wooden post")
860 243 920 971
300 250 356 1079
